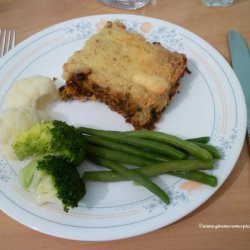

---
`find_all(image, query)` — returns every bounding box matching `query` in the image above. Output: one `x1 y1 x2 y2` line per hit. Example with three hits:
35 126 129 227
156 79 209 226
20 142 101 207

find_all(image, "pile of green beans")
78 127 221 205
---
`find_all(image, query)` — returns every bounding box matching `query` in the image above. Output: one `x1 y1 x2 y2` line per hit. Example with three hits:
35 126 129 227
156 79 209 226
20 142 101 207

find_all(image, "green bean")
87 144 155 167
79 127 218 188
84 170 217 187
91 157 170 204
193 142 222 159
86 136 170 162
187 136 210 143
84 159 214 181
169 171 217 187
122 130 212 160
79 127 186 159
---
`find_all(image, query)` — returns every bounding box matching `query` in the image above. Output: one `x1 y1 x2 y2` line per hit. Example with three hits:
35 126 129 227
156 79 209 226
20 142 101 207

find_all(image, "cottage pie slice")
59 20 187 129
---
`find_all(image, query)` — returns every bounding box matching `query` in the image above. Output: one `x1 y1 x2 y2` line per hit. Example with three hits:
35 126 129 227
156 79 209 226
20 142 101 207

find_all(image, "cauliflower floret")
3 75 58 110
0 107 50 159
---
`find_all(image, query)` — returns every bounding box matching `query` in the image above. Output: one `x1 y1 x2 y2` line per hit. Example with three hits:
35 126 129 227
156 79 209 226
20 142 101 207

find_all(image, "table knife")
228 30 250 147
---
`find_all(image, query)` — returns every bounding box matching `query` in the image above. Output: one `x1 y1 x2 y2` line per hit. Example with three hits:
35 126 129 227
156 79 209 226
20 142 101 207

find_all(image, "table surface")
0 0 250 249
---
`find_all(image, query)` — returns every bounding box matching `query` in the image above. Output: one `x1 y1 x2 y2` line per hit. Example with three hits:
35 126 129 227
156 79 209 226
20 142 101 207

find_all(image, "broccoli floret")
20 155 86 212
13 120 86 165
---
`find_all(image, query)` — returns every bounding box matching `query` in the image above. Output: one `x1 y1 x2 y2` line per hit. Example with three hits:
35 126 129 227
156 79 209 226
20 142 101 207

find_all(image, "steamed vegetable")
86 136 171 162
83 159 215 183
91 157 170 204
81 126 220 188
121 130 213 160
0 107 49 159
78 127 186 159
20 156 85 212
13 120 220 212
13 120 87 165
79 126 221 161
86 144 156 167
3 75 58 110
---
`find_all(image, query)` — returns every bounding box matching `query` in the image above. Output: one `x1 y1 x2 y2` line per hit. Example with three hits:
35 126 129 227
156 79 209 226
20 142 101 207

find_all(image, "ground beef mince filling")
59 73 165 129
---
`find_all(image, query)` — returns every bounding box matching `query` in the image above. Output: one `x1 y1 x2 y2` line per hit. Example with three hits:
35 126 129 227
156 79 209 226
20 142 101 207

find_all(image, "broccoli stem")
19 159 38 189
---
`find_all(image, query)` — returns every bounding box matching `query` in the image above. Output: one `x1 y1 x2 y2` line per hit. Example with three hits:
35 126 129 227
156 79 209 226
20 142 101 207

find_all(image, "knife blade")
228 30 250 146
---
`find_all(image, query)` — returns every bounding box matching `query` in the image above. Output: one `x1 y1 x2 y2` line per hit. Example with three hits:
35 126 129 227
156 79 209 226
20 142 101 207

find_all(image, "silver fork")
0 29 16 57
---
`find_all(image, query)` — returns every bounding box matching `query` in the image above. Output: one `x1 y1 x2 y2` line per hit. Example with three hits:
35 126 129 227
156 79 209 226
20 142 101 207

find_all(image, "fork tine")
5 30 11 53
0 29 15 57
0 29 6 57
11 30 16 49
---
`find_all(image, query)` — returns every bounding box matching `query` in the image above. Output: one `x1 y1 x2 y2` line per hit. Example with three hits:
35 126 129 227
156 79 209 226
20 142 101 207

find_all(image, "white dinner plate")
0 14 246 241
